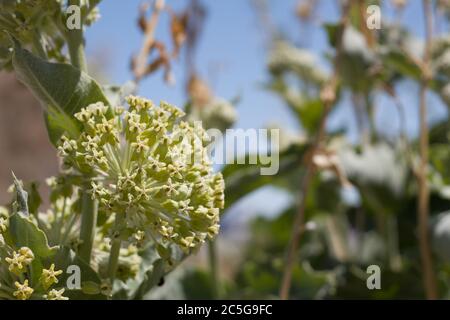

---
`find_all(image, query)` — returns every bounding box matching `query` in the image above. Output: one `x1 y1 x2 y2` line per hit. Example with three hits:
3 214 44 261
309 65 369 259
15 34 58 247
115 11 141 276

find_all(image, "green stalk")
78 189 98 264
66 0 88 72
65 0 93 264
107 238 121 282
107 214 125 282
67 29 87 72
208 240 221 299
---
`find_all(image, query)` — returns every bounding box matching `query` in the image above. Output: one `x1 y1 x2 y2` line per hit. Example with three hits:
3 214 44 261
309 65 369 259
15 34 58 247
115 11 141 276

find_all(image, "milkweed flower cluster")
57 96 224 255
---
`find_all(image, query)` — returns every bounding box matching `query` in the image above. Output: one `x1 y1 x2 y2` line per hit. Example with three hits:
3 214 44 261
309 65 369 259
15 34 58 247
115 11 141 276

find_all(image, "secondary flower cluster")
0 0 101 69
57 96 224 255
3 246 67 300
268 41 328 86
186 97 237 133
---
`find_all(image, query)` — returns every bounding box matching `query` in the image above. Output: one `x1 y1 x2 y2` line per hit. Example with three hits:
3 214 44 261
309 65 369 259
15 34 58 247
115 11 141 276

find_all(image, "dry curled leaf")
170 11 189 58
296 1 313 21
132 0 174 84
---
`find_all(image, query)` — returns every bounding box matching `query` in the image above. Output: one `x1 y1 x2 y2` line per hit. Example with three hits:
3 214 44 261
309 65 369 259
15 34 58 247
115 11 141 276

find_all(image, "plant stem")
65 0 92 264
279 2 350 300
67 31 87 72
78 189 98 264
279 160 315 300
417 0 438 300
107 214 125 282
60 212 78 245
208 240 220 299
67 0 88 72
108 238 121 281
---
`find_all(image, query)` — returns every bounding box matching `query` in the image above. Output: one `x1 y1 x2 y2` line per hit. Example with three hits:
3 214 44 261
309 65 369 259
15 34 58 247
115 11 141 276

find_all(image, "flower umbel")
58 96 224 255
13 280 33 300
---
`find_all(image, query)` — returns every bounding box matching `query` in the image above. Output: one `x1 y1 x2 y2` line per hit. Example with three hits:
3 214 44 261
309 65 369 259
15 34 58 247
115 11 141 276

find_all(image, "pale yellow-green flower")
5 247 34 275
40 264 63 290
57 96 224 256
0 217 7 234
45 288 69 300
0 207 8 234
13 280 33 300
0 206 8 217
18 247 35 265
5 252 25 275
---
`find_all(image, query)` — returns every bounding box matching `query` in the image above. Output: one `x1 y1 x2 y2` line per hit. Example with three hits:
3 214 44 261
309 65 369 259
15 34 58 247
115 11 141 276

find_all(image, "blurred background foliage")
2 0 450 299
182 0 450 300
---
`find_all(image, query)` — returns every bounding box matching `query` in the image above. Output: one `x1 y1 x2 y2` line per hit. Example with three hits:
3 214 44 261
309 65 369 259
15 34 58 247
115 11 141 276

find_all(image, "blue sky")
85 0 446 140
86 0 302 132
83 1 448 220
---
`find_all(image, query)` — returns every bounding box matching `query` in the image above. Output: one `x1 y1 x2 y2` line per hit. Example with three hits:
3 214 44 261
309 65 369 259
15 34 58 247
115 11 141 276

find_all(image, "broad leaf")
52 246 107 300
222 144 305 210
8 212 57 285
11 38 110 145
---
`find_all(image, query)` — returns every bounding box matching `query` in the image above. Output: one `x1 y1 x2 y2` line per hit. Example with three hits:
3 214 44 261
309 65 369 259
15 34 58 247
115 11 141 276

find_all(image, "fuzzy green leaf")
8 211 57 285
52 246 107 300
222 144 305 210
10 38 110 145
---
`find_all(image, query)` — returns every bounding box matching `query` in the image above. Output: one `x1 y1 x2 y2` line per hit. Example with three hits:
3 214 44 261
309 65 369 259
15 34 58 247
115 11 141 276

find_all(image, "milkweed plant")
0 0 225 300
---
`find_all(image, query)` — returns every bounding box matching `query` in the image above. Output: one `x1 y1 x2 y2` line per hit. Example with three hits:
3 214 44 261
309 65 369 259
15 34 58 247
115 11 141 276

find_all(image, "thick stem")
417 0 438 300
67 0 88 72
279 148 316 300
279 3 350 300
418 85 437 299
107 238 121 281
67 32 87 72
107 214 125 282
78 189 98 264
208 240 220 299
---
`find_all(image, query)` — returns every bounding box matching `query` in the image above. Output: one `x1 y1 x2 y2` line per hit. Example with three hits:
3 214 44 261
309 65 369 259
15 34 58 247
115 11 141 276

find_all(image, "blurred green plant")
177 0 450 300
